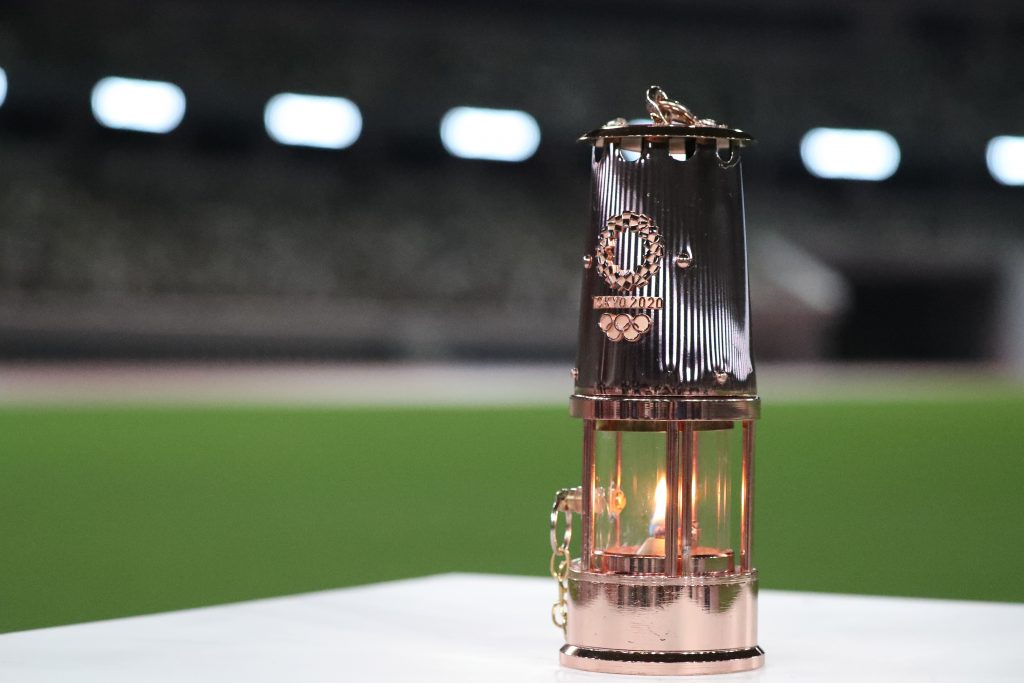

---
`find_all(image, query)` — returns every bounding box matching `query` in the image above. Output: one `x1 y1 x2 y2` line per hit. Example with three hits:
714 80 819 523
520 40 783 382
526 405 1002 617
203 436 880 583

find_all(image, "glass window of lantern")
589 420 753 576
593 424 666 559
690 423 745 575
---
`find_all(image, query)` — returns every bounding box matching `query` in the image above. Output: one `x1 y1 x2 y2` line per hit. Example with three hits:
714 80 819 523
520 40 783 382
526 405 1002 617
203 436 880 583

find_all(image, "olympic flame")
650 474 667 536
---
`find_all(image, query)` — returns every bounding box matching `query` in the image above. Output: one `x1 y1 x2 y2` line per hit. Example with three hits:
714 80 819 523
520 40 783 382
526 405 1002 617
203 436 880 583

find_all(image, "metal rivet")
675 253 692 269
582 255 593 269
570 367 579 381
714 371 729 385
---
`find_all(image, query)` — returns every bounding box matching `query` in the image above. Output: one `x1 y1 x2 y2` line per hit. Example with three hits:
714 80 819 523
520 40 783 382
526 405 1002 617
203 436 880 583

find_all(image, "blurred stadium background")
1 0 1023 632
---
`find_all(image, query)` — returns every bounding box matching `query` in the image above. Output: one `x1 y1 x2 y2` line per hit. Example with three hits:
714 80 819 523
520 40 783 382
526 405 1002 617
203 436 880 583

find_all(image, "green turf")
1 400 1022 633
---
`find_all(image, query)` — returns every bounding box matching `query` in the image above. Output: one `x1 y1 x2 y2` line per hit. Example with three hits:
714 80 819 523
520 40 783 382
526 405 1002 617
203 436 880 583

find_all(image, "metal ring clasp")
550 488 574 554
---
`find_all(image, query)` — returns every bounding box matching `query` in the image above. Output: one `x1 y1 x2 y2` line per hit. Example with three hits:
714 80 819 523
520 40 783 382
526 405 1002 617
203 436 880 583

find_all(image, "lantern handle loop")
646 85 721 127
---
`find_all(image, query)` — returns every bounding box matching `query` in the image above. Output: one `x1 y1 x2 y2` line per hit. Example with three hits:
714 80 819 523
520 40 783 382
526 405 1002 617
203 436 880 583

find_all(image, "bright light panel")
800 127 900 181
90 77 186 134
0 67 7 108
264 93 362 150
986 136 1024 186
440 107 540 162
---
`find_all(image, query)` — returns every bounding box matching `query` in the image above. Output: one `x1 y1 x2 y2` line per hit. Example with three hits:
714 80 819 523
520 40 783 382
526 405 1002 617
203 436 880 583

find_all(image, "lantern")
549 86 763 675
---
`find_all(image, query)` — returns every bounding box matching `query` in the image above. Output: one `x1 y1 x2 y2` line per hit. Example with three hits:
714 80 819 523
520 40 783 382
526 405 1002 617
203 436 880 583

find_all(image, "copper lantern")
549 86 764 675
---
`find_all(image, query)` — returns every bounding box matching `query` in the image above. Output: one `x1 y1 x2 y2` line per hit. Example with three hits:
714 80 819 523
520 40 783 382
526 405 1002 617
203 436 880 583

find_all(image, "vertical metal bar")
582 419 596 571
681 422 695 576
664 422 681 576
741 420 754 572
690 426 700 550
614 431 623 547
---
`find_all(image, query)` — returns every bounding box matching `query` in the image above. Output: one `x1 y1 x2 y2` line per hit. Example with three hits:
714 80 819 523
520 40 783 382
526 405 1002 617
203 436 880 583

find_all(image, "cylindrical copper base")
560 645 764 676
562 563 763 675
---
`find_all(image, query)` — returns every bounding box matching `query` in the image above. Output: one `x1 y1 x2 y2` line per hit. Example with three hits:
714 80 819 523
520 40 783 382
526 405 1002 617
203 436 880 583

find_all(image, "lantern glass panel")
593 427 666 557
589 421 752 576
690 424 745 575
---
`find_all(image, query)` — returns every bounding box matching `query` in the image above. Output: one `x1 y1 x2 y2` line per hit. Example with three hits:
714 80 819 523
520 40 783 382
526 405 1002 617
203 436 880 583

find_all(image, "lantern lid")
579 86 753 145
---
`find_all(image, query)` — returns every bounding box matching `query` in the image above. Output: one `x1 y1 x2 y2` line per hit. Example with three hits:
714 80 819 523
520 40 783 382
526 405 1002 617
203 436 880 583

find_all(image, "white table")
1 574 1021 682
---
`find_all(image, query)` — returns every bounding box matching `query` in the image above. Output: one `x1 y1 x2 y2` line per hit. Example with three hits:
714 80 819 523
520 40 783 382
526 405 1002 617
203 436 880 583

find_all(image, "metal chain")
549 489 573 634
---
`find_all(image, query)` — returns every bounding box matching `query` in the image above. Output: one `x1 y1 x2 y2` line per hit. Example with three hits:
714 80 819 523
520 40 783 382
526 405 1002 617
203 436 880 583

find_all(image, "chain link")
549 489 573 634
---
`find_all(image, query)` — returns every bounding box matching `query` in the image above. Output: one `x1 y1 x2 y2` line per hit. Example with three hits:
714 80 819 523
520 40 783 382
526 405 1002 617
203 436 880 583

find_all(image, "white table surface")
1 573 1021 682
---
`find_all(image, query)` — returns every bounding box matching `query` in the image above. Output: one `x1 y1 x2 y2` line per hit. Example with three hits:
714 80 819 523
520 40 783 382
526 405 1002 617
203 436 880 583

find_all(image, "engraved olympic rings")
598 312 652 343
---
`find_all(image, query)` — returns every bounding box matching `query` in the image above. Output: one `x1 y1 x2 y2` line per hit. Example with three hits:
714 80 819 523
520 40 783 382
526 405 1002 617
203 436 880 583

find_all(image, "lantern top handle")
579 85 754 145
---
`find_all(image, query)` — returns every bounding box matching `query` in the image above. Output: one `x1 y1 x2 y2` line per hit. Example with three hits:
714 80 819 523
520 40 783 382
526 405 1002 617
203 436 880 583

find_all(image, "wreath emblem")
598 312 652 343
595 211 663 292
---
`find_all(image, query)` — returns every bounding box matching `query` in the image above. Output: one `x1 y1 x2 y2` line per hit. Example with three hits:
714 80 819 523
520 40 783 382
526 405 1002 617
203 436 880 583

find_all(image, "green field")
2 399 1023 633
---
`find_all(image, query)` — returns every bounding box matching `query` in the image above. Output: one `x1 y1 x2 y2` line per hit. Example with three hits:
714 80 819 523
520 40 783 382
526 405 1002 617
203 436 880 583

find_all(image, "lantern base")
562 564 761 675
559 645 764 676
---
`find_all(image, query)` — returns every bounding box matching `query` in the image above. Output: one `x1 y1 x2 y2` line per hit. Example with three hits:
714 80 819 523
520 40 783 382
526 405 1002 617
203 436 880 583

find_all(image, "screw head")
714 371 729 385
582 255 593 269
675 254 692 269
570 367 579 381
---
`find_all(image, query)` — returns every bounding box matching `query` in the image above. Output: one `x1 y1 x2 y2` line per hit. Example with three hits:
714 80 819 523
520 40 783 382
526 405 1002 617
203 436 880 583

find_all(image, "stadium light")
263 93 362 150
440 107 540 162
90 77 186 134
0 67 7 108
800 127 900 181
986 136 1024 186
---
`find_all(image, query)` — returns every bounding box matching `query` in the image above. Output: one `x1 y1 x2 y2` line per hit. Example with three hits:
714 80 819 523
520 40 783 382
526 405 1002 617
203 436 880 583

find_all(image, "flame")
650 474 667 535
